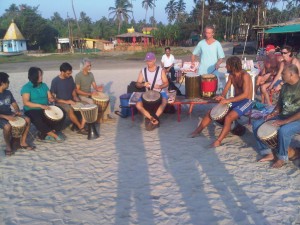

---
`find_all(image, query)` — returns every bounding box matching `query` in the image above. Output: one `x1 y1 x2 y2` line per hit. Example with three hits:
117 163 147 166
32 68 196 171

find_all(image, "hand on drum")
40 105 51 110
150 117 159 125
6 115 17 121
67 100 76 105
214 95 225 102
144 82 151 88
14 111 22 116
96 85 104 92
271 119 287 127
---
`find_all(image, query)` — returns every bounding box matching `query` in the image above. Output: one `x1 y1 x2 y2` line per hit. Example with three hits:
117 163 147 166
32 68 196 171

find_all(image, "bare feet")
272 159 285 168
258 153 275 162
188 132 199 138
5 146 13 156
209 139 222 148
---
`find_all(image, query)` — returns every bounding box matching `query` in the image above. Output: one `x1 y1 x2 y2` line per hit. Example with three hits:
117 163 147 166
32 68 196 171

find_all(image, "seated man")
50 62 87 135
0 72 34 156
161 47 176 81
252 64 300 168
189 56 253 147
135 52 169 130
75 58 114 121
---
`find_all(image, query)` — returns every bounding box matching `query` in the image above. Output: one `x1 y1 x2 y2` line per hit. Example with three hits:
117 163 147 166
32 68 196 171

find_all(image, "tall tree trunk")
71 0 81 36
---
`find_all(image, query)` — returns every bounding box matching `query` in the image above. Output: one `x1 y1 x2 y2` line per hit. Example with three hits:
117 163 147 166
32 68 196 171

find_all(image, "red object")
201 79 218 92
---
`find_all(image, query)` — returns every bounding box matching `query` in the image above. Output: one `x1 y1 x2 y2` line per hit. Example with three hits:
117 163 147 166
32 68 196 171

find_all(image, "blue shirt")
21 82 49 111
193 39 225 75
51 76 75 100
0 90 15 115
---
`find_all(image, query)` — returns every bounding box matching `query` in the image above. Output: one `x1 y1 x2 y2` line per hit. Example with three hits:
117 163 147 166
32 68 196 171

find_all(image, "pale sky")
0 0 195 24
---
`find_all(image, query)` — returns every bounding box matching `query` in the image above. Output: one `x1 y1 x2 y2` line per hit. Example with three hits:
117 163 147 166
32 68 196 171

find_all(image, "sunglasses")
281 51 289 55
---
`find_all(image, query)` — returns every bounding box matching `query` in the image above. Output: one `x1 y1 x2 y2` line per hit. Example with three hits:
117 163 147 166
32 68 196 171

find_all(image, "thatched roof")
116 32 152 38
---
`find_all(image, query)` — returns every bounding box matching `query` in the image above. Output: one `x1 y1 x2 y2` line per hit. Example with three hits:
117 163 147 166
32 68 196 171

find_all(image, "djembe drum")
80 104 99 140
92 93 110 123
44 105 64 128
142 90 162 131
201 74 218 98
8 116 26 138
185 72 201 99
257 120 279 149
210 103 246 136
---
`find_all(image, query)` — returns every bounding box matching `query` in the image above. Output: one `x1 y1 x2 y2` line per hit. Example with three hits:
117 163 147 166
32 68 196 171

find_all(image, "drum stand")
87 122 99 140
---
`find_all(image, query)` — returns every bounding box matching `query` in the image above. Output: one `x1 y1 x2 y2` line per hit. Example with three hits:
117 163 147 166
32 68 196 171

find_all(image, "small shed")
1 20 27 53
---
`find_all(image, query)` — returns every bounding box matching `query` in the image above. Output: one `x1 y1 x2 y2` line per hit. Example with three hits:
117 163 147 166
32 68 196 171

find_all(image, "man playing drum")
21 67 66 142
75 58 114 121
252 64 300 168
50 62 87 135
0 72 34 155
189 56 253 147
135 52 169 130
191 25 225 80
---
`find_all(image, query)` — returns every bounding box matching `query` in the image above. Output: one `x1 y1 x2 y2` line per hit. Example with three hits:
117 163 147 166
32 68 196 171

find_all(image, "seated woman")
21 67 66 142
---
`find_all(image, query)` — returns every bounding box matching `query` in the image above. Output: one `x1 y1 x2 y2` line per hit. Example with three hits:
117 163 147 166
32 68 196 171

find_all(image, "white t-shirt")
161 54 175 67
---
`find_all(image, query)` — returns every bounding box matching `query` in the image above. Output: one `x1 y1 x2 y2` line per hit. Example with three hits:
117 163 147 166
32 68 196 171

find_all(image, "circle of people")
1 25 300 169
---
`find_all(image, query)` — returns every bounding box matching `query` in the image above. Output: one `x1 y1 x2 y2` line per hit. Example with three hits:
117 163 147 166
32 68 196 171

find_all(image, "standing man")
75 58 113 121
0 72 34 155
189 56 253 147
191 25 225 77
161 47 176 81
135 52 169 130
50 62 87 135
252 64 300 168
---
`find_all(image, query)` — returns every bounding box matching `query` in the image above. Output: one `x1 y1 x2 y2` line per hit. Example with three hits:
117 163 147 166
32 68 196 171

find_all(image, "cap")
144 52 156 61
265 44 275 52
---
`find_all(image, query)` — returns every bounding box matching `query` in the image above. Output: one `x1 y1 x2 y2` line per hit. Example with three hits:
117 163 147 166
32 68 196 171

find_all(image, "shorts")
273 79 282 88
56 103 72 113
137 91 168 102
0 118 9 129
229 99 253 117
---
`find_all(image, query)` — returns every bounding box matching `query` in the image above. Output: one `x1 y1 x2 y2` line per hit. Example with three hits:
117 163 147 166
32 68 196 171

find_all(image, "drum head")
92 92 109 101
210 104 229 120
186 72 199 77
45 106 64 120
142 90 161 102
72 102 85 111
202 74 216 79
257 120 278 139
8 116 26 127
80 104 98 111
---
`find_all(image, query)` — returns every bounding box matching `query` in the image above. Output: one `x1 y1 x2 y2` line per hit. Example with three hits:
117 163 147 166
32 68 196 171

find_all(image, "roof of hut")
3 20 25 40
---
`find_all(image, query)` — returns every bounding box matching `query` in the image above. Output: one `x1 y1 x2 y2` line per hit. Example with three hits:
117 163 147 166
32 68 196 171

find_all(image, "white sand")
0 65 300 225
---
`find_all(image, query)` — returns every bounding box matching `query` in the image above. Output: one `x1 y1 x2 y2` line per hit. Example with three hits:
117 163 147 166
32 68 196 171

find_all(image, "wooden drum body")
8 116 26 138
142 90 162 115
201 74 218 98
185 73 201 99
92 93 110 122
80 104 98 124
80 104 99 140
257 120 279 149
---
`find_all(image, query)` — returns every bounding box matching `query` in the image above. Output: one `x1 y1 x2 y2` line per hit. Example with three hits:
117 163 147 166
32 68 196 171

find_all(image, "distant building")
142 27 157 35
0 20 27 53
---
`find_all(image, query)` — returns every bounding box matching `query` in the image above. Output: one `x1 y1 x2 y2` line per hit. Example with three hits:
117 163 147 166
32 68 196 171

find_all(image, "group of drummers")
1 38 300 169
135 46 300 168
0 58 113 156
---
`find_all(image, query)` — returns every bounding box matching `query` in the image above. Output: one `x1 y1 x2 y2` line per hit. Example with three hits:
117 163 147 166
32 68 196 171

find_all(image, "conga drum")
185 72 201 99
80 104 99 140
8 116 26 138
210 103 246 136
201 74 218 98
44 106 64 127
257 120 279 149
142 90 162 116
72 102 85 111
92 93 109 123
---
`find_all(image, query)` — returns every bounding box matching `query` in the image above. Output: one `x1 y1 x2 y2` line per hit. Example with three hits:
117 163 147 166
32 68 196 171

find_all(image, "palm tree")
176 0 186 22
142 0 155 25
109 0 132 34
165 0 178 23
71 0 81 36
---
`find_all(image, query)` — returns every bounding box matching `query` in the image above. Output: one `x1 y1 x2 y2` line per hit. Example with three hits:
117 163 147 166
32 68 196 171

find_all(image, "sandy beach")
0 53 300 224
